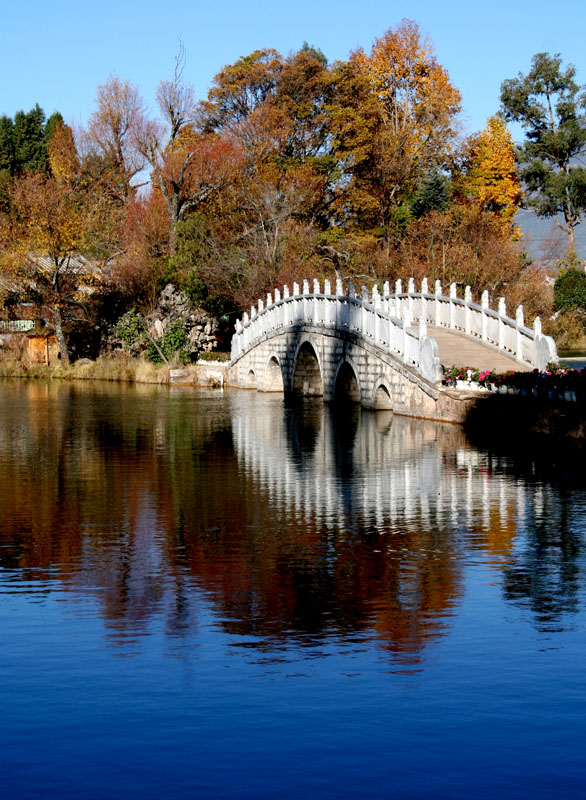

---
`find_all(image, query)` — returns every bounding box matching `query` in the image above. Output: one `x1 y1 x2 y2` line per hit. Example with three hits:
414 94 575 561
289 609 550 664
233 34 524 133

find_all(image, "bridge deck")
429 326 532 373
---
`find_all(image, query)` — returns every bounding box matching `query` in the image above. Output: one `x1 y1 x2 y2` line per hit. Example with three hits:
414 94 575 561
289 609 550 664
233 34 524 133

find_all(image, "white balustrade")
231 275 558 374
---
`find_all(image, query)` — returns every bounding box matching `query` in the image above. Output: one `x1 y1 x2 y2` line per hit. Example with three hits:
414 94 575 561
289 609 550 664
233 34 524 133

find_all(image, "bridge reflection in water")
231 392 528 545
0 382 570 669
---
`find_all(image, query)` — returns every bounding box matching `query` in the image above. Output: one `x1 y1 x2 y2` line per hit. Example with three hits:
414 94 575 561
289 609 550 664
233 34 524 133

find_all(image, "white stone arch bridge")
228 277 558 417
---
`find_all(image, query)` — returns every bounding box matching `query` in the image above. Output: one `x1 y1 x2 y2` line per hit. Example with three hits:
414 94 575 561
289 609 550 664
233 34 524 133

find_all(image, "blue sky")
2 0 585 139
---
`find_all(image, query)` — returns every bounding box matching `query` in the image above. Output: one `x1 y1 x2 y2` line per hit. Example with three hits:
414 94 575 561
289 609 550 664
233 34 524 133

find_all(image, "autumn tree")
85 74 147 203
141 45 244 252
0 124 119 363
347 19 461 228
456 115 522 234
198 48 283 132
500 52 586 250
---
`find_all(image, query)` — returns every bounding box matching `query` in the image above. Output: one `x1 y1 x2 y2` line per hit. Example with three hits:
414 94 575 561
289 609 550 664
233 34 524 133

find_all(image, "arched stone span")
228 323 452 418
292 341 323 397
372 377 393 410
333 360 361 404
263 356 284 392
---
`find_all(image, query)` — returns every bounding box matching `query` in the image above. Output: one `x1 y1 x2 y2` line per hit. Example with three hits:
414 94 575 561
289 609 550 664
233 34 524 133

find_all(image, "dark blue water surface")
1 380 585 798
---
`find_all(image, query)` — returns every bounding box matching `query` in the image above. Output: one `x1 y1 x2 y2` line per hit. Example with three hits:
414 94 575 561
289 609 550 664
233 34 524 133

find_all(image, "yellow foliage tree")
457 116 523 236
351 19 461 216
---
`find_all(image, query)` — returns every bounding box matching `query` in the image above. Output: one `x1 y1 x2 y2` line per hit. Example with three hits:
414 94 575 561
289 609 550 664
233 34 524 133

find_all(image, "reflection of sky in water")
1 382 585 799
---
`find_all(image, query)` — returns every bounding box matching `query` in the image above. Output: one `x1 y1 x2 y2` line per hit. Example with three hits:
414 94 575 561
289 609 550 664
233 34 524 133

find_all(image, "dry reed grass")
0 354 171 384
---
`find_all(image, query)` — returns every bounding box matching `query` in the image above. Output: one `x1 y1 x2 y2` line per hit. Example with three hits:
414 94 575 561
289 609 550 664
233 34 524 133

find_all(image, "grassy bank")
0 356 174 384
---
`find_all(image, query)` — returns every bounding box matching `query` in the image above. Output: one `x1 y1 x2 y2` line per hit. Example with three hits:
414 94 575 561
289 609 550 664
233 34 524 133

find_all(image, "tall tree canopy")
500 52 586 250
456 115 522 235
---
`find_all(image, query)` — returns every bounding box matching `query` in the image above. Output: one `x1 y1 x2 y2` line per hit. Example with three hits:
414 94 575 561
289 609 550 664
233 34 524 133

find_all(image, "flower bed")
442 363 586 401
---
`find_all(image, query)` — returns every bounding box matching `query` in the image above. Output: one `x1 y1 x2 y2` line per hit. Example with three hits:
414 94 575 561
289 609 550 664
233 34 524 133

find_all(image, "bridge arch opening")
264 356 284 392
334 361 361 404
293 342 323 396
374 383 393 410
247 369 257 389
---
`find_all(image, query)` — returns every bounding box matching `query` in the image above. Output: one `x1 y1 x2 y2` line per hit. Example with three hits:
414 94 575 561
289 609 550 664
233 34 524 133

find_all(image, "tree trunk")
52 307 70 366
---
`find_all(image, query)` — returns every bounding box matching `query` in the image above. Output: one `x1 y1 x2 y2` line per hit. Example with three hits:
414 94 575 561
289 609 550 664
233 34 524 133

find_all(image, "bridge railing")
384 277 557 369
231 277 442 382
231 276 558 376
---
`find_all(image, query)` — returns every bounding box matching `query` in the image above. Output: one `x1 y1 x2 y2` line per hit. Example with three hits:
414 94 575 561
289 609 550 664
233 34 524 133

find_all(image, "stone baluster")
434 280 442 326
292 282 301 323
361 286 369 336
402 309 412 360
534 316 542 336
498 297 506 351
283 285 290 325
449 283 457 329
323 279 332 325
420 277 429 325
516 305 524 361
348 280 355 299
481 290 489 341
407 277 415 318
395 280 402 320
302 279 310 323
372 285 381 343
257 298 265 337
313 278 320 294
464 286 472 335
335 278 344 328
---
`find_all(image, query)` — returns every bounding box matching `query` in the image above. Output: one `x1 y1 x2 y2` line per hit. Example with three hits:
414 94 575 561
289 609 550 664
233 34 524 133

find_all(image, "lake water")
1 380 585 798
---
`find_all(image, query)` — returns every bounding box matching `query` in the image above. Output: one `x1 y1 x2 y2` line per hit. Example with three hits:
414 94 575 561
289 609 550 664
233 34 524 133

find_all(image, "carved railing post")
481 290 489 341
407 277 415 318
464 286 472 335
516 305 524 361
498 297 506 351
449 283 457 329
435 280 442 326
421 277 429 325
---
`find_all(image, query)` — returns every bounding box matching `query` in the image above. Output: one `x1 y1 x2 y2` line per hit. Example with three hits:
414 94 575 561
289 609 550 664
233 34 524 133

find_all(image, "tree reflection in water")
0 381 584 665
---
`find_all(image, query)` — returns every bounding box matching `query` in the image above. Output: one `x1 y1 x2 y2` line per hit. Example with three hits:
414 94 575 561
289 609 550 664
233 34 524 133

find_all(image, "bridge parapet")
231 277 558 373
231 278 441 382
388 278 558 371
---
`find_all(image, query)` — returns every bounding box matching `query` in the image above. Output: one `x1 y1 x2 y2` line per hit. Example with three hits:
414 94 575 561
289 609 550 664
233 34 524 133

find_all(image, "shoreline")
0 357 229 387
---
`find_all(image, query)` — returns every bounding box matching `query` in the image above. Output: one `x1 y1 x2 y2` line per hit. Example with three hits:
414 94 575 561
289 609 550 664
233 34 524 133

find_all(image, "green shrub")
146 320 189 364
114 309 144 350
553 266 586 313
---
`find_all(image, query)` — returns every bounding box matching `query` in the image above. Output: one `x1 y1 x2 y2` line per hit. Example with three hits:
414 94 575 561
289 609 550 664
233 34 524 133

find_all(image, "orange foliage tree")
348 19 461 226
